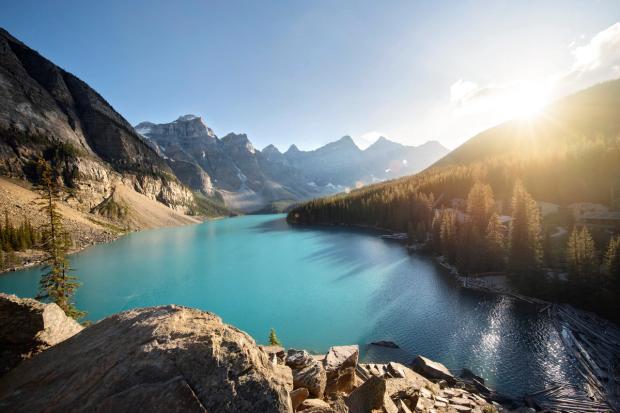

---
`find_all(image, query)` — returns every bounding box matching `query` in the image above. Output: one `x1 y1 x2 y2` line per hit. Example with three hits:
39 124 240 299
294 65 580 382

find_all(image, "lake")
0 214 582 396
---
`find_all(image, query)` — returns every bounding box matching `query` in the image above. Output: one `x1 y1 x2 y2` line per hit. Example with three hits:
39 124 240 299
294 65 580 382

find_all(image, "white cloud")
570 22 620 76
450 21 620 119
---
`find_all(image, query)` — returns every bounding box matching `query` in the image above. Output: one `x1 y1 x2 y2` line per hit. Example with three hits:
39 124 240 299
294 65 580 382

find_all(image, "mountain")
0 28 201 226
136 117 447 212
282 136 448 188
289 78 620 223
136 116 319 212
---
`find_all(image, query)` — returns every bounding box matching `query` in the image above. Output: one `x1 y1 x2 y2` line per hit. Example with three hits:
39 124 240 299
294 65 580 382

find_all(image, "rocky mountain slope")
0 28 199 220
283 136 448 188
136 116 318 212
0 294 504 413
137 116 448 212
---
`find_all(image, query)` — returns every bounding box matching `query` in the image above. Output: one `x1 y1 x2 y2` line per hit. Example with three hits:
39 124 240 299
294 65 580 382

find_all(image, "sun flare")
505 83 552 120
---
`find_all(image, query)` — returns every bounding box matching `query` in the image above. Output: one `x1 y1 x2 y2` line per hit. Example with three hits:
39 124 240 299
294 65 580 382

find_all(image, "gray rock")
0 305 293 412
411 355 454 383
286 349 327 398
346 376 398 413
324 345 359 394
0 293 83 375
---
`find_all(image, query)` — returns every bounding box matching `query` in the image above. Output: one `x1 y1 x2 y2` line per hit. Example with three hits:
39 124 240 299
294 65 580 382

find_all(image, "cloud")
571 22 620 74
450 22 620 117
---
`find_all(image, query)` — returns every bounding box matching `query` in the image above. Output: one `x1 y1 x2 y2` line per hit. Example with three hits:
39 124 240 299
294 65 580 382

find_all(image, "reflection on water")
0 215 583 397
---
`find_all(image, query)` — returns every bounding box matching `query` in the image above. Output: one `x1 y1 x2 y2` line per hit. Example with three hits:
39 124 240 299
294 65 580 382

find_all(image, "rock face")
0 305 293 413
286 349 328 399
324 345 359 394
0 293 83 375
0 28 197 216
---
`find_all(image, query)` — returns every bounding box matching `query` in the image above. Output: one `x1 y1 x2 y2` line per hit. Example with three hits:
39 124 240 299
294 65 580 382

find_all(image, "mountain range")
0 27 447 223
135 116 448 212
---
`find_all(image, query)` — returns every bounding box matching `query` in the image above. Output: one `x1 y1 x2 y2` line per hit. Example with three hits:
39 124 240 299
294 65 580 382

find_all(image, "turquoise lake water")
0 214 582 396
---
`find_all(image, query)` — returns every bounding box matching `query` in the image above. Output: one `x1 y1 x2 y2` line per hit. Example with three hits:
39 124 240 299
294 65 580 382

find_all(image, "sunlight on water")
0 215 583 397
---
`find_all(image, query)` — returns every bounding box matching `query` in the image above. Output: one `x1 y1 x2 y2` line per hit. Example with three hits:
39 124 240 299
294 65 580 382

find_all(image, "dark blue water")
0 215 582 396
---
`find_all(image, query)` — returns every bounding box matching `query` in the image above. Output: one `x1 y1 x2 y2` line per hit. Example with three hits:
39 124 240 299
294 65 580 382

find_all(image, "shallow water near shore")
0 214 582 396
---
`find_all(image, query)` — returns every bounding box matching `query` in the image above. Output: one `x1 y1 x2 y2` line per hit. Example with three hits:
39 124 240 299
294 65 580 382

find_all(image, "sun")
505 83 551 120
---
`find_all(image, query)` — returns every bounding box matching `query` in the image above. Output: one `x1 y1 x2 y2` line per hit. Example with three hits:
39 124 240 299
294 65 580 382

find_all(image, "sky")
1 1 620 151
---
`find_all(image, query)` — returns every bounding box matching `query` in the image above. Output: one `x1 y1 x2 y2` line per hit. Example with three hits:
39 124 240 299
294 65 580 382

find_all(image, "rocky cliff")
137 116 320 212
0 295 503 413
0 28 197 216
137 116 449 213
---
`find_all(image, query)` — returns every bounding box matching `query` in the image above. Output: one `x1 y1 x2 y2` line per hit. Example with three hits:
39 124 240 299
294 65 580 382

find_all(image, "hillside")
290 79 620 227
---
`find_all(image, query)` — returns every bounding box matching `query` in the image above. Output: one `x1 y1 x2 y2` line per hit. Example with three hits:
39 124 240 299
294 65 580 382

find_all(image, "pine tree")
508 180 543 279
439 209 458 262
566 226 598 283
268 328 282 346
466 181 495 232
485 213 506 271
36 159 85 320
603 236 620 285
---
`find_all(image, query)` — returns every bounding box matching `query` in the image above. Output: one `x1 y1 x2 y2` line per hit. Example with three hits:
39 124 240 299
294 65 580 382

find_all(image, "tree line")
0 212 41 252
288 179 620 320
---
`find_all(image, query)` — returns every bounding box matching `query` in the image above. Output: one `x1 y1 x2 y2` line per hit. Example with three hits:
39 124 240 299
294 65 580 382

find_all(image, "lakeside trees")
508 180 543 282
566 226 598 283
36 160 84 320
0 211 40 252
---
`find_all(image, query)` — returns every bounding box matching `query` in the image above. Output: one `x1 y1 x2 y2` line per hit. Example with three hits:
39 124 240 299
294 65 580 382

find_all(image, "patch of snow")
201 151 206 158
307 182 317 187
176 114 199 122
385 168 391 173
136 126 152 135
402 159 408 165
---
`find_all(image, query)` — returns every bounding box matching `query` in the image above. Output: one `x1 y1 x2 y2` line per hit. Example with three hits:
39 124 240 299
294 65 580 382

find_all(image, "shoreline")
0 214 229 275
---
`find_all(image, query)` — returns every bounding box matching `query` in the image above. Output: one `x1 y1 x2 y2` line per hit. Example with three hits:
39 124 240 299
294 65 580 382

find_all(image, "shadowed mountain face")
0 28 196 215
137 117 448 212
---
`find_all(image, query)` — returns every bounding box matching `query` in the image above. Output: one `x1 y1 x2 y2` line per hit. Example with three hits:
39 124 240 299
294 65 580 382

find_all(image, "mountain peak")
176 114 201 122
366 136 400 151
285 144 301 154
221 133 255 153
262 144 281 154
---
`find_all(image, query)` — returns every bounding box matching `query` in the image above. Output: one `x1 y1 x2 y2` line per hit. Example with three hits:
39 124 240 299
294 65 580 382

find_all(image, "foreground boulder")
324 345 359 394
286 349 327 398
0 293 83 375
411 355 454 383
0 305 293 412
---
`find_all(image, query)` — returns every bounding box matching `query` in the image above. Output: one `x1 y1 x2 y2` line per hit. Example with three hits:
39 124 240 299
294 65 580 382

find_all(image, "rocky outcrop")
286 349 327 399
0 293 82 375
0 296 502 413
324 345 359 394
0 305 293 413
